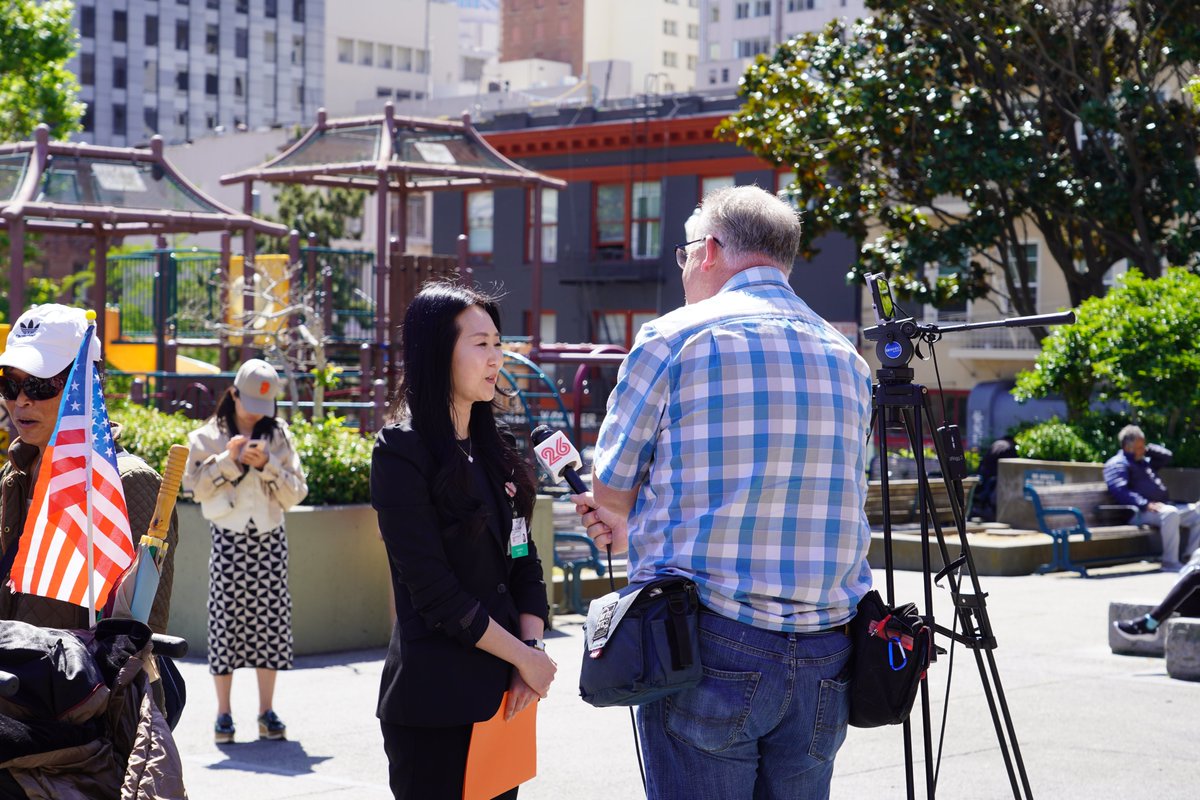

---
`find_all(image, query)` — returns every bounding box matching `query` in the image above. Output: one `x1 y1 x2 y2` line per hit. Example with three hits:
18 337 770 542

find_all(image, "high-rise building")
697 0 866 91
70 0 325 146
500 0 698 100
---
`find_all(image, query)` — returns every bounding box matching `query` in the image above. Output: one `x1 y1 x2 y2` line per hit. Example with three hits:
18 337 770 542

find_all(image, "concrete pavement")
170 563 1197 799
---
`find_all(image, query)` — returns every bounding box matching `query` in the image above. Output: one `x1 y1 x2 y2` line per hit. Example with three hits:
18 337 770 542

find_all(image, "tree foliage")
0 0 83 141
259 184 367 252
720 0 1200 321
1014 268 1200 443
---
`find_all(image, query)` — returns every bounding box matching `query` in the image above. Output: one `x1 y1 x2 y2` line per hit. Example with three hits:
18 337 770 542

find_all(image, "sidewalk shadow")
209 740 331 776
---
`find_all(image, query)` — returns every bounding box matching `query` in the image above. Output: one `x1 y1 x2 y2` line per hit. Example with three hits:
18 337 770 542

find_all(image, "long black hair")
212 386 281 441
389 281 536 533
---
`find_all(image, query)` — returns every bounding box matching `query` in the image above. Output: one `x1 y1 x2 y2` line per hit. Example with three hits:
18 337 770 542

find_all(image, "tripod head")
862 273 1076 383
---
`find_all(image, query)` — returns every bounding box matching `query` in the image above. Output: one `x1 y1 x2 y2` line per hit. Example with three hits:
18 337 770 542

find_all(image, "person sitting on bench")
1103 425 1200 572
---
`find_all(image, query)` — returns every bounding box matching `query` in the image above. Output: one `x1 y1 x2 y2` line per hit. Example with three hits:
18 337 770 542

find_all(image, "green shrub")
1013 420 1103 463
288 415 373 506
109 403 373 506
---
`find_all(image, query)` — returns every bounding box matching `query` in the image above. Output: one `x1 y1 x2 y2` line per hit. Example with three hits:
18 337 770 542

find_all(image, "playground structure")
0 109 627 448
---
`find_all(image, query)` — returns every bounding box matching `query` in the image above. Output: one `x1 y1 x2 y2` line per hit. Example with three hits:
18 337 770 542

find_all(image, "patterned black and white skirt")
207 522 294 675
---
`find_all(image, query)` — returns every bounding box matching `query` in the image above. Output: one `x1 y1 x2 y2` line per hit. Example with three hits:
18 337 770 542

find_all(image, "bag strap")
666 587 695 670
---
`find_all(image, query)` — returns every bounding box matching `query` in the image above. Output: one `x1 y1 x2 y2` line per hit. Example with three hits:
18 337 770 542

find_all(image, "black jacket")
370 423 549 727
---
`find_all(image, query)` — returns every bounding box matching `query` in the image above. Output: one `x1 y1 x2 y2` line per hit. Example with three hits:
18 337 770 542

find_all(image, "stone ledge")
1109 601 1166 656
1165 619 1200 681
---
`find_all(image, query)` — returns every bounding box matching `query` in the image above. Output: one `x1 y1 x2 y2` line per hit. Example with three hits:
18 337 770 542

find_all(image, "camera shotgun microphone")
531 425 587 495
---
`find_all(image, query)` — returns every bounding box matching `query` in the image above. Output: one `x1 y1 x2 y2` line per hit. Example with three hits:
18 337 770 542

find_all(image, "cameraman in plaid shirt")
574 185 873 800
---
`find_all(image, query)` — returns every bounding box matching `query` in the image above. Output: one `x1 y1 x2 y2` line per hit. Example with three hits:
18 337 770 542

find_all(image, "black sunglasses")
0 371 70 402
674 235 723 268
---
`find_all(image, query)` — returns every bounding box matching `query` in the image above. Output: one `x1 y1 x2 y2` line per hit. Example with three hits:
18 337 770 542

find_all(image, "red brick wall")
500 0 585 75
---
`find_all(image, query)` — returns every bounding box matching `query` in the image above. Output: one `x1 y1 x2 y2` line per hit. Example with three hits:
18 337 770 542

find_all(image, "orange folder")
462 692 538 800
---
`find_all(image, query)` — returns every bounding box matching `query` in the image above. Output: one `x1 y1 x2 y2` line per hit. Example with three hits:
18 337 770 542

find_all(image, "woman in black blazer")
371 282 556 799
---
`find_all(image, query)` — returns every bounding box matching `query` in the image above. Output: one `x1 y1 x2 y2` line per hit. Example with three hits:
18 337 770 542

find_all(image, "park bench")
1023 481 1157 576
554 533 606 614
865 477 979 529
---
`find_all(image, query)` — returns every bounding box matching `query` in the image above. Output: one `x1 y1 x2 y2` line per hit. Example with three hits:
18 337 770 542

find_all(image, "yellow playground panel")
225 254 292 346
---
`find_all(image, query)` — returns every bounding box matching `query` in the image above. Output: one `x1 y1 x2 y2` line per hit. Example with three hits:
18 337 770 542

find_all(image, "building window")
80 6 95 38
755 0 772 15
663 51 678 67
375 87 392 98
358 41 374 66
527 188 558 263
295 81 305 106
145 15 158 46
721 67 730 82
80 53 95 85
176 110 188 130
397 47 413 71
687 54 697 70
235 74 246 97
82 104 94 133
735 2 750 19
206 24 219 55
205 73 219 95
143 106 158 134
708 42 720 60
113 57 127 90
663 20 677 35
206 0 220 8
928 257 969 320
336 38 353 63
235 28 248 59
236 0 249 13
144 61 158 93
265 0 277 17
631 184 660 259
379 44 394 69
415 49 428 74
467 191 494 255
114 10 127 43
788 0 818 10
292 35 305 65
702 176 735 198
687 23 699 39
407 194 428 240
176 20 189 51
175 70 190 92
710 3 720 22
265 31 278 63
294 0 306 23
594 311 657 350
1005 243 1039 312
736 38 771 58
708 68 717 85
595 184 627 260
112 104 126 138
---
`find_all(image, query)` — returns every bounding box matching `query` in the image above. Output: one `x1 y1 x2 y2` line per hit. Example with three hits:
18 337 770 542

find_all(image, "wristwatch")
523 639 546 651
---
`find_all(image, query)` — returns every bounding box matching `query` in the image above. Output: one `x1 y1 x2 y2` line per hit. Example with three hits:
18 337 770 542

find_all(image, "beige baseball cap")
0 304 102 378
233 358 282 416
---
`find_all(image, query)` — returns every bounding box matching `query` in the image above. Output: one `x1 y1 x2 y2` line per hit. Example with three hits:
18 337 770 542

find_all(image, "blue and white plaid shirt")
593 267 874 632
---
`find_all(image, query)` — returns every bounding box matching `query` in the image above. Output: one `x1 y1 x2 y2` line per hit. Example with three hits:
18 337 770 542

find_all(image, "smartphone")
868 273 896 323
244 439 265 452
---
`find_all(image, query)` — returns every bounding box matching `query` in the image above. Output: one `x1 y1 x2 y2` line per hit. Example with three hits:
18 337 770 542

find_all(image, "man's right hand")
571 492 630 554
1148 501 1168 513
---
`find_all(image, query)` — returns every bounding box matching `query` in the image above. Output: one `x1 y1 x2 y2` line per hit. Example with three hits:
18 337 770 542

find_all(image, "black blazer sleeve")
372 426 487 646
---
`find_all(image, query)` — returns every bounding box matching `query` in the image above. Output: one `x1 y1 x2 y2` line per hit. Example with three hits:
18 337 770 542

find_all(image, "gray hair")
1118 425 1145 448
696 185 802 270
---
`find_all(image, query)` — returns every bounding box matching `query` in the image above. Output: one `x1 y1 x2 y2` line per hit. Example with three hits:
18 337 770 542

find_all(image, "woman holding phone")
371 282 555 799
183 358 308 744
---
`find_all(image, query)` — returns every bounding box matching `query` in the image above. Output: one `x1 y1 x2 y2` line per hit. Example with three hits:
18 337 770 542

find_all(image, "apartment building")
698 0 867 90
71 0 324 146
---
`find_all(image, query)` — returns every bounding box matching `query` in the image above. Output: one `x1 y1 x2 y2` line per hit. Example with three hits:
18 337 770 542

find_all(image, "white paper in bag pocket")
583 585 647 657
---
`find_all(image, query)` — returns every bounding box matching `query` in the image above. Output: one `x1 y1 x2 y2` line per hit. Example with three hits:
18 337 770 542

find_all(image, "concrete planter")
168 496 555 657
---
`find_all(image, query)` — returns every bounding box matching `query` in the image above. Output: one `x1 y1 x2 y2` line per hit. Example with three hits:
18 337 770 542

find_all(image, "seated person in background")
1113 549 1200 640
1103 424 1198 572
970 436 1017 522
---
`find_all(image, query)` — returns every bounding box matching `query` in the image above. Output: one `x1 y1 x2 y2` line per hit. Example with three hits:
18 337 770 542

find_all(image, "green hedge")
109 403 373 506
1013 413 1200 467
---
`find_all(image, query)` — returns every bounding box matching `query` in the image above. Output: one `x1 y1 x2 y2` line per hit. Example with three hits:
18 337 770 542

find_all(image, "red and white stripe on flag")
8 340 135 610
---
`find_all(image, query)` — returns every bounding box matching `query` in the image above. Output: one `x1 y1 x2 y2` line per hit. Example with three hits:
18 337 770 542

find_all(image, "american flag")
8 325 135 613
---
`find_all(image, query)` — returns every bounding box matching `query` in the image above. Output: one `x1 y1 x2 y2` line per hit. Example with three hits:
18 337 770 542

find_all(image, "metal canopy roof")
0 126 289 237
219 104 566 192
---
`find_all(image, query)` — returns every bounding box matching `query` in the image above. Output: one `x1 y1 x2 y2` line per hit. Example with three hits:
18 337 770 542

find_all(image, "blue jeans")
637 608 852 800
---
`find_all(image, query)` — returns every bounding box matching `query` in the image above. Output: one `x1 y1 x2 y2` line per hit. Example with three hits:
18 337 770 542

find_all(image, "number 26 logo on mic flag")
539 435 571 467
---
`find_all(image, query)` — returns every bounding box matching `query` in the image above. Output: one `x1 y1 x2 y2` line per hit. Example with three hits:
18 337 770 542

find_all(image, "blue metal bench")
554 533 606 614
1023 481 1146 576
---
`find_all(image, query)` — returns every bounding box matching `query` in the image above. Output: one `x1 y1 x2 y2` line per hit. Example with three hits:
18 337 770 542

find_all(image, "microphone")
531 425 588 494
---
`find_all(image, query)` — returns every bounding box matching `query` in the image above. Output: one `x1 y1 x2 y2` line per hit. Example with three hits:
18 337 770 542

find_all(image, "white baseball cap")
0 304 102 378
234 358 282 416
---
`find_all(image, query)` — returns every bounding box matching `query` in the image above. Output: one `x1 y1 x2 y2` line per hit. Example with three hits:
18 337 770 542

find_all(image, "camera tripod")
862 274 1073 799
871 366 1032 800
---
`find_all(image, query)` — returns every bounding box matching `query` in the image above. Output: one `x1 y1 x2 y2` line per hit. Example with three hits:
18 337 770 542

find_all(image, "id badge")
509 517 529 558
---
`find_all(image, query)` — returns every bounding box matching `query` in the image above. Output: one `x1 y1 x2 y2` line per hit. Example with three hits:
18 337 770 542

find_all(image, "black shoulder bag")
848 589 932 728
